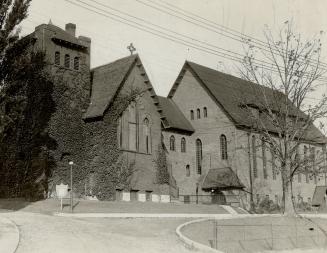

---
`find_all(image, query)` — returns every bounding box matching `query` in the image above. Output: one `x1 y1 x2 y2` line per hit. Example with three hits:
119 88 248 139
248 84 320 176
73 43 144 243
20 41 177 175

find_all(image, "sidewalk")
0 198 231 215
0 217 19 253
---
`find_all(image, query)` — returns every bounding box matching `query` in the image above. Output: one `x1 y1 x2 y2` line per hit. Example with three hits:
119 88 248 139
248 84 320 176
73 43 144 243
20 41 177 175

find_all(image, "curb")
0 217 20 253
53 212 236 218
175 214 278 253
176 218 224 253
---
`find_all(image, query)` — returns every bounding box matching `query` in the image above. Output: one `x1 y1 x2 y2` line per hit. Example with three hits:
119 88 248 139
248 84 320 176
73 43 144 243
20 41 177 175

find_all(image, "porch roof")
202 167 245 191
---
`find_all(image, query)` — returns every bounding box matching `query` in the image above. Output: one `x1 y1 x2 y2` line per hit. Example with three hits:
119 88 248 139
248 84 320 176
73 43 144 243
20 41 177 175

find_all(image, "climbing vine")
154 143 170 184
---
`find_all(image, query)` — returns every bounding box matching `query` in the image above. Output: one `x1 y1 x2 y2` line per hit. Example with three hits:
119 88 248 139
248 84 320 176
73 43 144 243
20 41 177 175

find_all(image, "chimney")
65 23 76 37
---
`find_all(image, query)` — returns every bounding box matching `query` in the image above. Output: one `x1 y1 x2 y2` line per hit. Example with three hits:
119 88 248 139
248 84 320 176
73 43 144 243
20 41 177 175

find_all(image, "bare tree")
240 21 327 215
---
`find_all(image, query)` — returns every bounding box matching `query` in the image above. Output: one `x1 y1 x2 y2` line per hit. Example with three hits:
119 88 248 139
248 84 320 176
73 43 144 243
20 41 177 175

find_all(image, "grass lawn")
0 198 229 214
181 216 327 253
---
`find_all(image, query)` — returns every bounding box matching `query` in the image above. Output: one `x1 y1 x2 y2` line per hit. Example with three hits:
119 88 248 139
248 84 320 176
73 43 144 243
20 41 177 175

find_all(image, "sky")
20 0 327 99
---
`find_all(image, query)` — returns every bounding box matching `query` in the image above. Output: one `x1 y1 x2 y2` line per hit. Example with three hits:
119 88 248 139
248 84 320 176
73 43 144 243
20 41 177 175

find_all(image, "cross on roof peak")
127 43 136 55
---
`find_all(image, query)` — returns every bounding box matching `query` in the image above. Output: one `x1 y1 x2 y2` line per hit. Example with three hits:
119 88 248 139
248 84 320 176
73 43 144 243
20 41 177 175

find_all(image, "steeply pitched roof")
168 61 326 144
84 55 193 133
157 96 194 133
83 55 138 119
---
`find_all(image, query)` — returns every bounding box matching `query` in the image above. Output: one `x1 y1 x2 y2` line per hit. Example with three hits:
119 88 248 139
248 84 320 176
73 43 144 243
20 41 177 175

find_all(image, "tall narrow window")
143 118 151 154
55 51 60 65
186 165 190 177
304 146 309 183
197 108 201 119
252 135 257 178
220 134 228 160
118 117 123 148
271 149 276 180
181 137 186 153
128 103 138 151
170 135 175 151
203 107 207 118
311 146 316 174
298 172 302 183
64 54 70 68
196 139 202 175
74 57 79 70
295 151 301 183
262 138 267 179
190 110 194 120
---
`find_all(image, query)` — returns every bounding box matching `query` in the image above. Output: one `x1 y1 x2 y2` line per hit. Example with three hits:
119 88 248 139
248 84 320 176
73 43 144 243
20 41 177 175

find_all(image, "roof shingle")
83 55 138 119
202 167 245 191
157 96 194 133
169 61 326 144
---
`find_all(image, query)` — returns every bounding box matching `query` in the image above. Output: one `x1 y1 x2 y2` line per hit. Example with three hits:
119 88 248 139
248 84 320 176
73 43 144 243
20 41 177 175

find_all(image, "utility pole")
247 132 255 212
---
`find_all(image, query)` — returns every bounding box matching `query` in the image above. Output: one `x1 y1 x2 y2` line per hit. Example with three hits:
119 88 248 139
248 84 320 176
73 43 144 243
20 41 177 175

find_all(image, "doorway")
211 190 226 204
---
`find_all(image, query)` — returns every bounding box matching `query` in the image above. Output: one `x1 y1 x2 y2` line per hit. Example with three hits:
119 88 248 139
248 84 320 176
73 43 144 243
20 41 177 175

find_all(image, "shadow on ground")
0 198 34 212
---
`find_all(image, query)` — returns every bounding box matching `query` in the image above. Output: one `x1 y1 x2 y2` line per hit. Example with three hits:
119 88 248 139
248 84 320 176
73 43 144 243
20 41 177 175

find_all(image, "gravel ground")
3 212 192 253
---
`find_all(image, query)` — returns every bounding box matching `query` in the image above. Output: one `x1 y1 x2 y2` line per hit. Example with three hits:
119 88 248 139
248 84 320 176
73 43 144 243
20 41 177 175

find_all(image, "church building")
28 22 326 207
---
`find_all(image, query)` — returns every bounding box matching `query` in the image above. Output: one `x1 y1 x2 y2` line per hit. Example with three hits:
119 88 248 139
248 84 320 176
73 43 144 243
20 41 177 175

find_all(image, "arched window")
262 138 267 179
181 137 186 152
203 107 207 118
252 135 257 178
196 139 202 174
64 54 70 68
190 110 194 120
143 118 151 154
118 117 123 148
220 134 228 160
197 108 201 119
55 51 60 65
74 57 79 70
304 146 309 183
170 135 175 151
128 102 138 151
186 165 190 177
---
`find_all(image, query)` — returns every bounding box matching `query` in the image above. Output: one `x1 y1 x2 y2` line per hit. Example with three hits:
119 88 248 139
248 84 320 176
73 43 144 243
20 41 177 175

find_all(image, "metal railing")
211 220 326 252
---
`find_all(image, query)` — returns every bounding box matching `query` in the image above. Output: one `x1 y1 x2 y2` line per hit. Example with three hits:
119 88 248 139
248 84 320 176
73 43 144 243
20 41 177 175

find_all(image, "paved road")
2 212 191 253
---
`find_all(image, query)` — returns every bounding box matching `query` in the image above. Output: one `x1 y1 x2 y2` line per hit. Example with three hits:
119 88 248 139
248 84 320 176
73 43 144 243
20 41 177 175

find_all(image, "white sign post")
56 183 68 211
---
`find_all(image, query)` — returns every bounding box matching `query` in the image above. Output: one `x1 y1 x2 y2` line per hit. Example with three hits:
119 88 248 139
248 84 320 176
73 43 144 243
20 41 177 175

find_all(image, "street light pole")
69 161 74 212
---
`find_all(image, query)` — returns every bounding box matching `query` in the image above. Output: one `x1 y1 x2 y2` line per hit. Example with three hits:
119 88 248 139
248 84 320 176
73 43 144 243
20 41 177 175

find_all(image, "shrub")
256 198 281 213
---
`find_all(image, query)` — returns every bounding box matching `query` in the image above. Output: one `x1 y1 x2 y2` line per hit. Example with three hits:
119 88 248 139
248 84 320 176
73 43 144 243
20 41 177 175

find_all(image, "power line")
82 0 327 82
64 1 246 61
65 0 327 82
137 0 327 69
86 0 291 75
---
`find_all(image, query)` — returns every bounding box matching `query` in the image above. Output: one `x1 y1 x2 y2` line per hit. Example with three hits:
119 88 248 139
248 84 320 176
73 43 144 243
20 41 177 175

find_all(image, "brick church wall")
164 69 238 196
32 24 92 194
167 67 324 206
84 65 168 198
